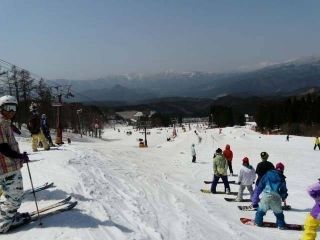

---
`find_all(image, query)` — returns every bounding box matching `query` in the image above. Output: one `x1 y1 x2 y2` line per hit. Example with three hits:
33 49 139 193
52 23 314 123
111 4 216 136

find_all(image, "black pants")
227 161 233 174
192 155 196 162
314 144 320 150
211 175 230 193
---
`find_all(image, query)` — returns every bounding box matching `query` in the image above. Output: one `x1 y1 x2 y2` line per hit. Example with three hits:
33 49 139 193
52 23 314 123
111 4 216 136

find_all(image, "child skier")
301 180 320 240
235 157 256 202
0 95 29 233
211 148 231 194
223 144 234 176
252 162 288 229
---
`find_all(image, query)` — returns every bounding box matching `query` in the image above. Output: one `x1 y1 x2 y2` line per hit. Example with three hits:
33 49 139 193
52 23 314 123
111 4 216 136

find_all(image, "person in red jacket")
223 144 234 176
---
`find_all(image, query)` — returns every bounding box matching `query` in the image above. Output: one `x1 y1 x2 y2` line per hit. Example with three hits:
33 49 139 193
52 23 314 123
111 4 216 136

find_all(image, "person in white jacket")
236 157 256 202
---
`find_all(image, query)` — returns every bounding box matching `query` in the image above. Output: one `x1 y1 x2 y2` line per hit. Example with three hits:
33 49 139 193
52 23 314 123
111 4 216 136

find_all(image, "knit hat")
242 157 249 165
216 148 222 154
275 162 285 172
260 152 269 161
307 181 320 201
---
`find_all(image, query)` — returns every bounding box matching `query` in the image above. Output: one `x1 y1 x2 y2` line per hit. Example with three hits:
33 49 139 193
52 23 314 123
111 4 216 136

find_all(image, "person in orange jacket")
223 144 234 176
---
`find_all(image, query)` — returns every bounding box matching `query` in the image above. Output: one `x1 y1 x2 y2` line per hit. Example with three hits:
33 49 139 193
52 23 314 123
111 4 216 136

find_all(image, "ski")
200 189 238 195
238 204 291 211
29 196 72 216
8 199 77 231
240 217 303 231
23 182 54 196
204 180 236 184
224 197 251 202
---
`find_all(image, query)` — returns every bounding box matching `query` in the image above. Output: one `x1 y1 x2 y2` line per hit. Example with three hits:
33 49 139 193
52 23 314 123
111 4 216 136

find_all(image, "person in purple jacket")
301 179 320 240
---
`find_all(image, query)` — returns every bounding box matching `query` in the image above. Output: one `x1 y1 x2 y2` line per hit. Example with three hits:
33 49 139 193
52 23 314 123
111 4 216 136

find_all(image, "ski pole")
26 161 42 226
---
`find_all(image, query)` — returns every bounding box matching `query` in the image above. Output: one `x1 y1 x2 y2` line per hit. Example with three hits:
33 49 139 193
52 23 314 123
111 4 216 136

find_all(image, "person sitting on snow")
252 162 288 229
301 179 320 240
235 157 256 202
255 151 274 186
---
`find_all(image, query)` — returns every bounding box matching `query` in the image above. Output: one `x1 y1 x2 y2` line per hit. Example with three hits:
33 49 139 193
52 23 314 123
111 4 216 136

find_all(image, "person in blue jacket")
252 162 288 229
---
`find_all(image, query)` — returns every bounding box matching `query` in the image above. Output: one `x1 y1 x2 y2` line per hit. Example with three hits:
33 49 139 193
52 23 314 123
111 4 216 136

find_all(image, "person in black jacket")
255 152 275 186
27 103 50 152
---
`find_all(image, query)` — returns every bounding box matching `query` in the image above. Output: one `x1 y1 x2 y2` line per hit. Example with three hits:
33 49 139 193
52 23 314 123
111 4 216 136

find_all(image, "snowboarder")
235 157 256 201
301 179 320 240
223 144 234 176
0 95 29 233
191 144 196 163
255 151 275 186
314 137 320 150
211 148 231 194
27 103 50 152
40 114 55 147
252 162 288 229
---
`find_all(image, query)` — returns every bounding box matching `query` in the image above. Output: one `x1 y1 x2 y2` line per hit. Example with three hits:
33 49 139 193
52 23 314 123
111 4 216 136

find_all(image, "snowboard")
238 204 292 211
224 197 251 202
8 196 76 231
240 217 303 231
204 180 236 184
200 189 238 195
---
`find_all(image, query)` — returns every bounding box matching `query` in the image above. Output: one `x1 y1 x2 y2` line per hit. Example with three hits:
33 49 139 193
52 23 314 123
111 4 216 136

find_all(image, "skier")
286 135 289 141
252 162 288 229
255 151 275 186
27 103 50 152
235 157 256 202
301 179 320 240
40 114 55 147
223 144 234 176
211 148 231 194
191 143 196 163
0 95 29 233
314 137 320 150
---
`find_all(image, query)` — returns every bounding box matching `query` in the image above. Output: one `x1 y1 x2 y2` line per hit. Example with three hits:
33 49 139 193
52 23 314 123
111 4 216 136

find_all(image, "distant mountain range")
48 56 320 104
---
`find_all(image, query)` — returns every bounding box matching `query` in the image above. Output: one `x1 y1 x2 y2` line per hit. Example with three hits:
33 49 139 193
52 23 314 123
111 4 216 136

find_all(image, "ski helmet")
0 95 18 107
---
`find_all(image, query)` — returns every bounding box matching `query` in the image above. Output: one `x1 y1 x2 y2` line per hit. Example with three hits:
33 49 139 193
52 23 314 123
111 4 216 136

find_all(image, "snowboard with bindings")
240 217 303 231
224 197 251 202
238 204 292 211
8 196 77 232
200 189 238 195
203 180 236 184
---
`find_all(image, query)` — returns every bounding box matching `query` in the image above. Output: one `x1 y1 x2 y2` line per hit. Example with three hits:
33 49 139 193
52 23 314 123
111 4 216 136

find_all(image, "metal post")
55 94 63 144
144 126 148 147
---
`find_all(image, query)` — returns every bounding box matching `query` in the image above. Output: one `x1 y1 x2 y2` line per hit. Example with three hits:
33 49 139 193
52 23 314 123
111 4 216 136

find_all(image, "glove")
252 203 259 208
19 152 29 163
237 182 241 185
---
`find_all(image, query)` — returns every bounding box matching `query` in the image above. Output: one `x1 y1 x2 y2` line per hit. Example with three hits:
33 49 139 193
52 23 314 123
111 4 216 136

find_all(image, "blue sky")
1 0 320 79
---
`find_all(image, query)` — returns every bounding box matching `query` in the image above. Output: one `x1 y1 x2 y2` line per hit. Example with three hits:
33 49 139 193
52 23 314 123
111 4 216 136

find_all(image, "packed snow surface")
3 125 319 239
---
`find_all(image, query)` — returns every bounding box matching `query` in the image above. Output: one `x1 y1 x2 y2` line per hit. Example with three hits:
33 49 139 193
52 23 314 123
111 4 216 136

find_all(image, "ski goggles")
2 104 17 112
